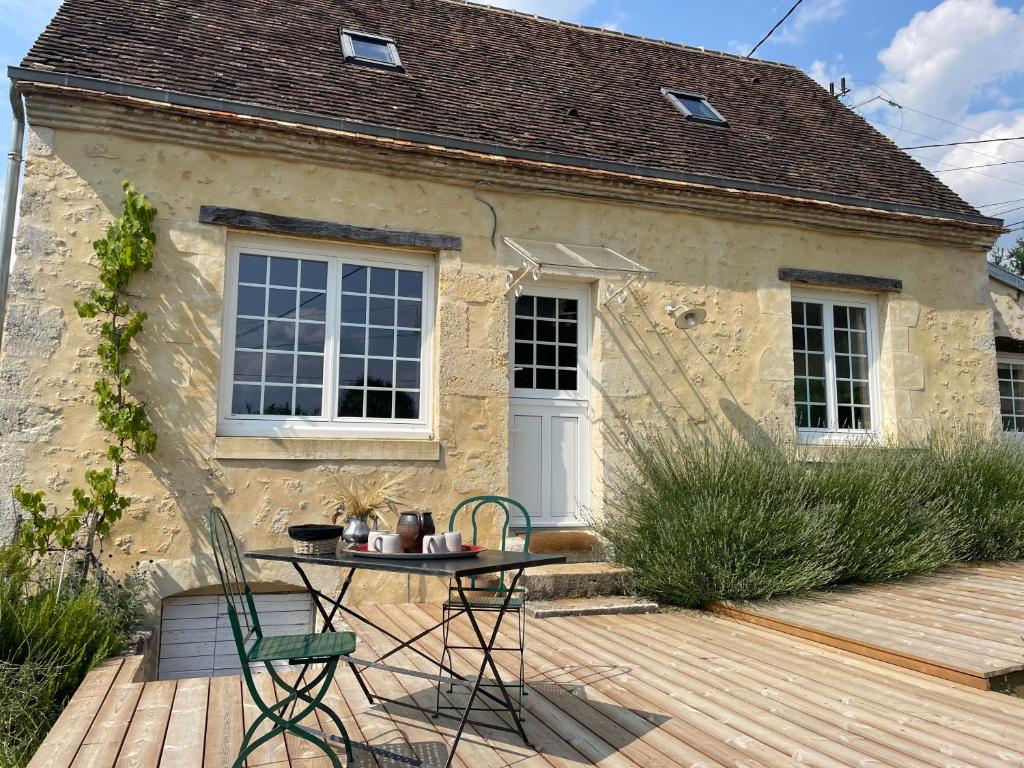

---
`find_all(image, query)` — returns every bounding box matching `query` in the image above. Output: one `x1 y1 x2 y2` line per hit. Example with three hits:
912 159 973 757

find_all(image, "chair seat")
444 596 524 610
248 631 356 663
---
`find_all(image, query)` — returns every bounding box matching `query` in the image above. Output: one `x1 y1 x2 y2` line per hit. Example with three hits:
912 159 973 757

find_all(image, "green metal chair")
207 508 356 768
435 496 532 716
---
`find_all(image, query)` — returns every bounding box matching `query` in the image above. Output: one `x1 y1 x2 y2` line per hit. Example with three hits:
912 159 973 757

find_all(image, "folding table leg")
289 565 374 705
444 569 531 768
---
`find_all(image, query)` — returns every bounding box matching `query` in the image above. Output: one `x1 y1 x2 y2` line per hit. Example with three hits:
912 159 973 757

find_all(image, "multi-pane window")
222 239 432 437
998 359 1024 433
791 296 876 436
792 301 828 430
513 295 579 392
337 264 423 421
232 254 328 418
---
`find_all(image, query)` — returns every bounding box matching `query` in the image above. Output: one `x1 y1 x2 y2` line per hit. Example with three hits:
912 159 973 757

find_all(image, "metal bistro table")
244 547 566 768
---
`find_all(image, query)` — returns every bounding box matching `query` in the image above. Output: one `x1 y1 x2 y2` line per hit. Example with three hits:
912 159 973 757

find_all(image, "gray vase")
342 515 371 546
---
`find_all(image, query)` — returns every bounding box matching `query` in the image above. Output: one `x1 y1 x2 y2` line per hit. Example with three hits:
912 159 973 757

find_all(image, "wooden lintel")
779 267 902 292
198 206 462 251
996 335 1024 354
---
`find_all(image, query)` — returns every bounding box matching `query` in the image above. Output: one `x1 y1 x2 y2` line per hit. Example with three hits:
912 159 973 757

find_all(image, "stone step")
523 562 631 600
526 596 660 619
527 530 605 564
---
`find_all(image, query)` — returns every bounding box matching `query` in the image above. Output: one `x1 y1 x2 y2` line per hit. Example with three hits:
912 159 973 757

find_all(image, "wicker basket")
292 537 340 556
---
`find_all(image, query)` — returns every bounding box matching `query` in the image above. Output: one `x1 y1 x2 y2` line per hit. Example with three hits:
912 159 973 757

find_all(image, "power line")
865 113 1009 165
841 79 1024 155
980 198 1024 208
935 158 1024 174
747 0 804 58
866 117 1024 188
901 135 1024 150
845 87 1024 214
844 79 1024 186
897 105 1024 156
869 116 1019 172
990 204 1024 218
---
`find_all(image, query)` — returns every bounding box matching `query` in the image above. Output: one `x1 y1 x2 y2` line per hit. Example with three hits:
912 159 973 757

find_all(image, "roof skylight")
341 29 403 70
662 89 728 126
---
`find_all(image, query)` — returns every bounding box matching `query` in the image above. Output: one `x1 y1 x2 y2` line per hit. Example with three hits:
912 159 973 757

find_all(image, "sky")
2 0 1024 244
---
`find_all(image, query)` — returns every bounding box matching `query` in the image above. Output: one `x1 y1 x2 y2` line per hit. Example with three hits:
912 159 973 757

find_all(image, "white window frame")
791 289 882 445
340 28 403 70
218 234 435 439
509 284 592 404
997 354 1024 436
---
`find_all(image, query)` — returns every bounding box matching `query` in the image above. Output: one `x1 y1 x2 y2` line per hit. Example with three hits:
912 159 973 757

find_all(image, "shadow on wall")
594 294 755 457
718 398 785 453
42 175 238 608
133 222 231 605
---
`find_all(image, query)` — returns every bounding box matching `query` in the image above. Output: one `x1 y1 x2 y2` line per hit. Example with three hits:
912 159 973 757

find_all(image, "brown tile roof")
20 0 986 222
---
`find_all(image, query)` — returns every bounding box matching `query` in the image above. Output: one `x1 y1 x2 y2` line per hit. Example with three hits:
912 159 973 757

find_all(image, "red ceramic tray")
350 544 485 560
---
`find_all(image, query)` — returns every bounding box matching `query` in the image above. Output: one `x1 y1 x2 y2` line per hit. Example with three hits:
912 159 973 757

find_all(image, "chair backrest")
449 495 532 554
207 508 262 657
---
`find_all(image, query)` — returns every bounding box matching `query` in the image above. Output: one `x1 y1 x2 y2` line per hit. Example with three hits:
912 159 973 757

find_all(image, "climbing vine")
13 182 158 569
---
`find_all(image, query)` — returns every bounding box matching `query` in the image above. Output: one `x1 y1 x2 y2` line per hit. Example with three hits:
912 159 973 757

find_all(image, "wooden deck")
713 561 1024 690
28 602 1024 768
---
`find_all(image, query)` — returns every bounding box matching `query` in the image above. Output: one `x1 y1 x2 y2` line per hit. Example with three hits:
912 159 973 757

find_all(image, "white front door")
509 285 591 527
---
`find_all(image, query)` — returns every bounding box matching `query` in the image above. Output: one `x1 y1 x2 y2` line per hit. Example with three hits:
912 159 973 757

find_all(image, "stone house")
0 0 1006 676
989 261 1024 432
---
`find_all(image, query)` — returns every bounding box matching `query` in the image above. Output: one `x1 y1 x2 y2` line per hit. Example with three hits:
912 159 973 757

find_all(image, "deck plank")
272 669 344 768
614 612 1024 768
26 591 1024 768
203 674 244 768
396 603 663 768
28 658 124 768
114 680 176 768
112 657 144 687
71 681 145 768
713 562 1024 687
241 672 290 767
375 603 551 768
159 677 209 768
408 604 743 768
650 612 1024 753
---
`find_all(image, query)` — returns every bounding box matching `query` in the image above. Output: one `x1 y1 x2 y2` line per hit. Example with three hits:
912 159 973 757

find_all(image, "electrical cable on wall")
473 180 499 249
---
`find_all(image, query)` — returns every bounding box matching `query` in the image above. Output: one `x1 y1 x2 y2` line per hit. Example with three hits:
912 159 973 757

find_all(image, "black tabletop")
245 547 566 578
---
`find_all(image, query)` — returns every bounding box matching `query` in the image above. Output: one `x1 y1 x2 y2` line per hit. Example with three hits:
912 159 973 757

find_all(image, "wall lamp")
665 304 707 330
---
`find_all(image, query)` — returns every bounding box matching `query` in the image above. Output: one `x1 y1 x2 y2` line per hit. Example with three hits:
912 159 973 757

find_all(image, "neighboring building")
989 262 1024 433
0 0 1006 674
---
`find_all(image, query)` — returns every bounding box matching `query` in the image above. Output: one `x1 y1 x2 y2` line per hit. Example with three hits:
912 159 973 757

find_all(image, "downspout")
0 81 25 356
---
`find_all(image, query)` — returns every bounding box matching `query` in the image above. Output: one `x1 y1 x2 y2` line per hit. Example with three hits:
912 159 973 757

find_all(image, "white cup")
367 531 385 551
443 531 463 553
422 534 448 554
372 533 402 554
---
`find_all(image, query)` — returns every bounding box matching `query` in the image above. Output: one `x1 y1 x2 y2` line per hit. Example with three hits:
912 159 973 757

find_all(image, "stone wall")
0 97 1001 616
991 275 1024 342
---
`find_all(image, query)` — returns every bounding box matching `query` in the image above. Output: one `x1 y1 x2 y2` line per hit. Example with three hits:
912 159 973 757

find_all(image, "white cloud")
807 56 850 90
858 0 1024 242
875 0 1024 124
599 2 628 32
727 39 754 57
470 0 596 21
775 0 846 44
